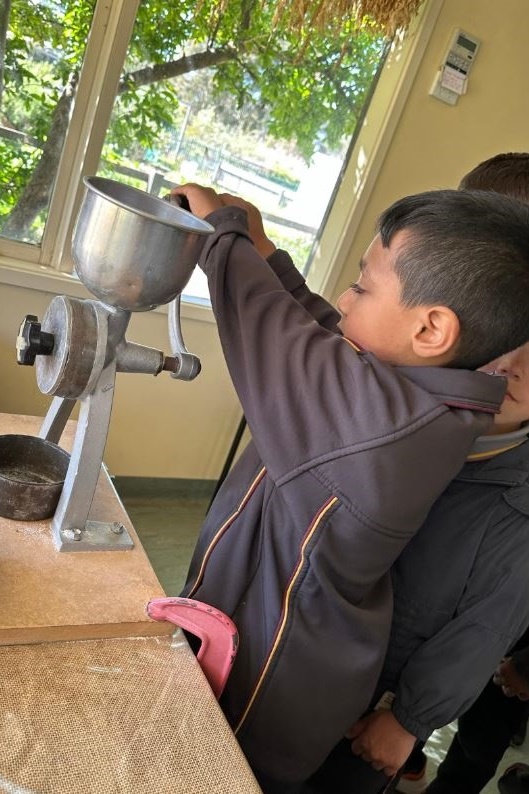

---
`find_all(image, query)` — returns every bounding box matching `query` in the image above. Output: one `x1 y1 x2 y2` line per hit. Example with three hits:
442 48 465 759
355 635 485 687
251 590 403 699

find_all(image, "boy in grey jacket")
174 183 529 791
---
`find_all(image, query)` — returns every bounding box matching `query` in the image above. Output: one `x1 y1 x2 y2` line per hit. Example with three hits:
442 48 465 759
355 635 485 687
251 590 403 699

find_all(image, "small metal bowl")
0 435 70 521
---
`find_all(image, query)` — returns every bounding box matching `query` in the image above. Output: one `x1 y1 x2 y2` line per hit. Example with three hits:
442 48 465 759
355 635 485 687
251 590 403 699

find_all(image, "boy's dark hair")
459 152 529 204
378 189 529 369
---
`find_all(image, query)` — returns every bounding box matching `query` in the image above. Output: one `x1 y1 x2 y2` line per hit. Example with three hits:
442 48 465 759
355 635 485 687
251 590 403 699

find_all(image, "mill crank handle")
167 295 201 381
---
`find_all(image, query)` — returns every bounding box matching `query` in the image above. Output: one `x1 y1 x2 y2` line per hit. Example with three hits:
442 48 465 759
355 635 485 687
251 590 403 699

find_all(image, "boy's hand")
493 658 529 701
170 185 276 259
170 184 224 219
346 710 416 777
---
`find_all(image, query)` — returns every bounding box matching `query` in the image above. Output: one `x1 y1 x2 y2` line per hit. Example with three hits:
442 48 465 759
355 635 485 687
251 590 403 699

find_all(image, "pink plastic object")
146 597 239 699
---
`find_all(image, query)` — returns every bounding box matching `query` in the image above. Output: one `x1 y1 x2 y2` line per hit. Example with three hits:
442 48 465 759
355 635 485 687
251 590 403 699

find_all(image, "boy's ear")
411 306 460 362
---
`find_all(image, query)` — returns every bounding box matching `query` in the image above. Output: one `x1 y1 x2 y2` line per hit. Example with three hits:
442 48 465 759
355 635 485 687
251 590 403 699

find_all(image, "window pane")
96 2 387 301
0 0 95 245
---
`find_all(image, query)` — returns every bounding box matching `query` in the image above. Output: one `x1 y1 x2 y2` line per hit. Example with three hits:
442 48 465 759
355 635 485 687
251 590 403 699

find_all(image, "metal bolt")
110 522 124 535
63 528 82 541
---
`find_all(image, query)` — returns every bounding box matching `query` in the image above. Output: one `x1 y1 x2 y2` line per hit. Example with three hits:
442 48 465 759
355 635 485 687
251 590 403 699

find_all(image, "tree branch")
1 71 78 237
119 47 240 94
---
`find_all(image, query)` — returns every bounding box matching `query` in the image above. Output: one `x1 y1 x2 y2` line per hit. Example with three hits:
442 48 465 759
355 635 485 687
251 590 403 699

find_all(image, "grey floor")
117 485 209 596
424 721 528 793
117 484 529 792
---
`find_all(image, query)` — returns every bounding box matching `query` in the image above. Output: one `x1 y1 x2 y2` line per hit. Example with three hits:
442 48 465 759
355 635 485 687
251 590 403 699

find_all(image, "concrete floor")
117 486 209 595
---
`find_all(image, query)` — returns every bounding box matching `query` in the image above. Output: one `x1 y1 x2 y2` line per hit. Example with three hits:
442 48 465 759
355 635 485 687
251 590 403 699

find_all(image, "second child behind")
173 185 529 792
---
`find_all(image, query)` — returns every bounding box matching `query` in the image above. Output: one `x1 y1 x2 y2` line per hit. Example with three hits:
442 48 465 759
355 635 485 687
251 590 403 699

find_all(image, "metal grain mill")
15 177 213 552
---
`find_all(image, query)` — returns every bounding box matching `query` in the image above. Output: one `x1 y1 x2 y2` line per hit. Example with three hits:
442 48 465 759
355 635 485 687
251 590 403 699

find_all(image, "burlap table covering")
0 633 262 793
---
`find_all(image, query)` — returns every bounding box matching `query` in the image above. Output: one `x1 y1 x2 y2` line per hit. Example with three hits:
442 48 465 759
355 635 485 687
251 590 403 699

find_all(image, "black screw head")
16 314 55 365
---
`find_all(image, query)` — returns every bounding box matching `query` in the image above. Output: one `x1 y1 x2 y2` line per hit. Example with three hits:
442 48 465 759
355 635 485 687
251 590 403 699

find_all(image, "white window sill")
0 256 215 324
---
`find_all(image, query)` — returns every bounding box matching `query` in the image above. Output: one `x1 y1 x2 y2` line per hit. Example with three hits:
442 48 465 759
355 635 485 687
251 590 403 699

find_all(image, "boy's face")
336 230 422 365
480 342 529 433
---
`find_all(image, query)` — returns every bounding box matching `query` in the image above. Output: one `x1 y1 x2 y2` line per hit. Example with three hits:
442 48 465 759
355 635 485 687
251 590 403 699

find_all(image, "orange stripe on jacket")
234 495 339 734
187 467 267 598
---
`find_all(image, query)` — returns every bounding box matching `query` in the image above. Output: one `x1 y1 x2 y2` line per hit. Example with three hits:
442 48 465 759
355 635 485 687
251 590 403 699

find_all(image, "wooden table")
0 413 262 793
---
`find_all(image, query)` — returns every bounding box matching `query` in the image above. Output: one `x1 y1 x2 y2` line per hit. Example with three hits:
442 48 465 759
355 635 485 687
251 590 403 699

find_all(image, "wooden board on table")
0 413 173 645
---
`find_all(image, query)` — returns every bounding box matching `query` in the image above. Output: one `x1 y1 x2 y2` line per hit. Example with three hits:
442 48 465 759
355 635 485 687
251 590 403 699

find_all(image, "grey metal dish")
72 176 214 311
0 434 70 521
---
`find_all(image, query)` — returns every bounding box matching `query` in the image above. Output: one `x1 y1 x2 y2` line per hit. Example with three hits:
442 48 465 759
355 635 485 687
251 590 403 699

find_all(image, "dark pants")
305 738 395 793
253 770 305 794
426 679 529 794
254 739 396 794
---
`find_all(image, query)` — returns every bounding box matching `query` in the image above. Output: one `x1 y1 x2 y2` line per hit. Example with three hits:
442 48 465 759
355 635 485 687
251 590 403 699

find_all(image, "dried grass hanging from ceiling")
272 0 425 36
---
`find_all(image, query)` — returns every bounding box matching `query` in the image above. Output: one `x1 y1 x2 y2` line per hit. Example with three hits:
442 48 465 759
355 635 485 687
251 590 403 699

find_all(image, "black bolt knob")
16 314 55 365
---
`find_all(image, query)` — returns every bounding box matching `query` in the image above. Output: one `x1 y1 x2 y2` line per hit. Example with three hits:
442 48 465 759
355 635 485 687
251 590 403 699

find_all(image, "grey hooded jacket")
182 208 506 781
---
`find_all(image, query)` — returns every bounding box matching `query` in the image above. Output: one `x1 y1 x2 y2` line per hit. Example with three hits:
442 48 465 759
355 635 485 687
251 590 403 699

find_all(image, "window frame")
0 0 442 313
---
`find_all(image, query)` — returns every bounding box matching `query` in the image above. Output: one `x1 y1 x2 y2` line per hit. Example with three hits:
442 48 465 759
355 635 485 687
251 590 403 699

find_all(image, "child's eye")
350 282 366 294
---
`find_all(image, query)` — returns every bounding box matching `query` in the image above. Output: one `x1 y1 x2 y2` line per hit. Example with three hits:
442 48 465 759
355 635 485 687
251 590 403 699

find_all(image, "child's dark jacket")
182 208 506 781
379 437 529 740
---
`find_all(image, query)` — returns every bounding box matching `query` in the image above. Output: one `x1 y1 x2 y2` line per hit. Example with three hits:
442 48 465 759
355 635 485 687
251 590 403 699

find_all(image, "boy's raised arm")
173 183 365 481
172 185 341 330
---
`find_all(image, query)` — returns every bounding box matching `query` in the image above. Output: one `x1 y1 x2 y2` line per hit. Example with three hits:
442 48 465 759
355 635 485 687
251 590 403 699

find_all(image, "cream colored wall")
1 0 527 478
0 281 242 478
331 0 529 301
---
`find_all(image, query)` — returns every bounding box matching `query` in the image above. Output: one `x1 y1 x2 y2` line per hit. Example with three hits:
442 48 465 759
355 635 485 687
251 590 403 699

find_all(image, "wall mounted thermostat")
429 29 481 105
